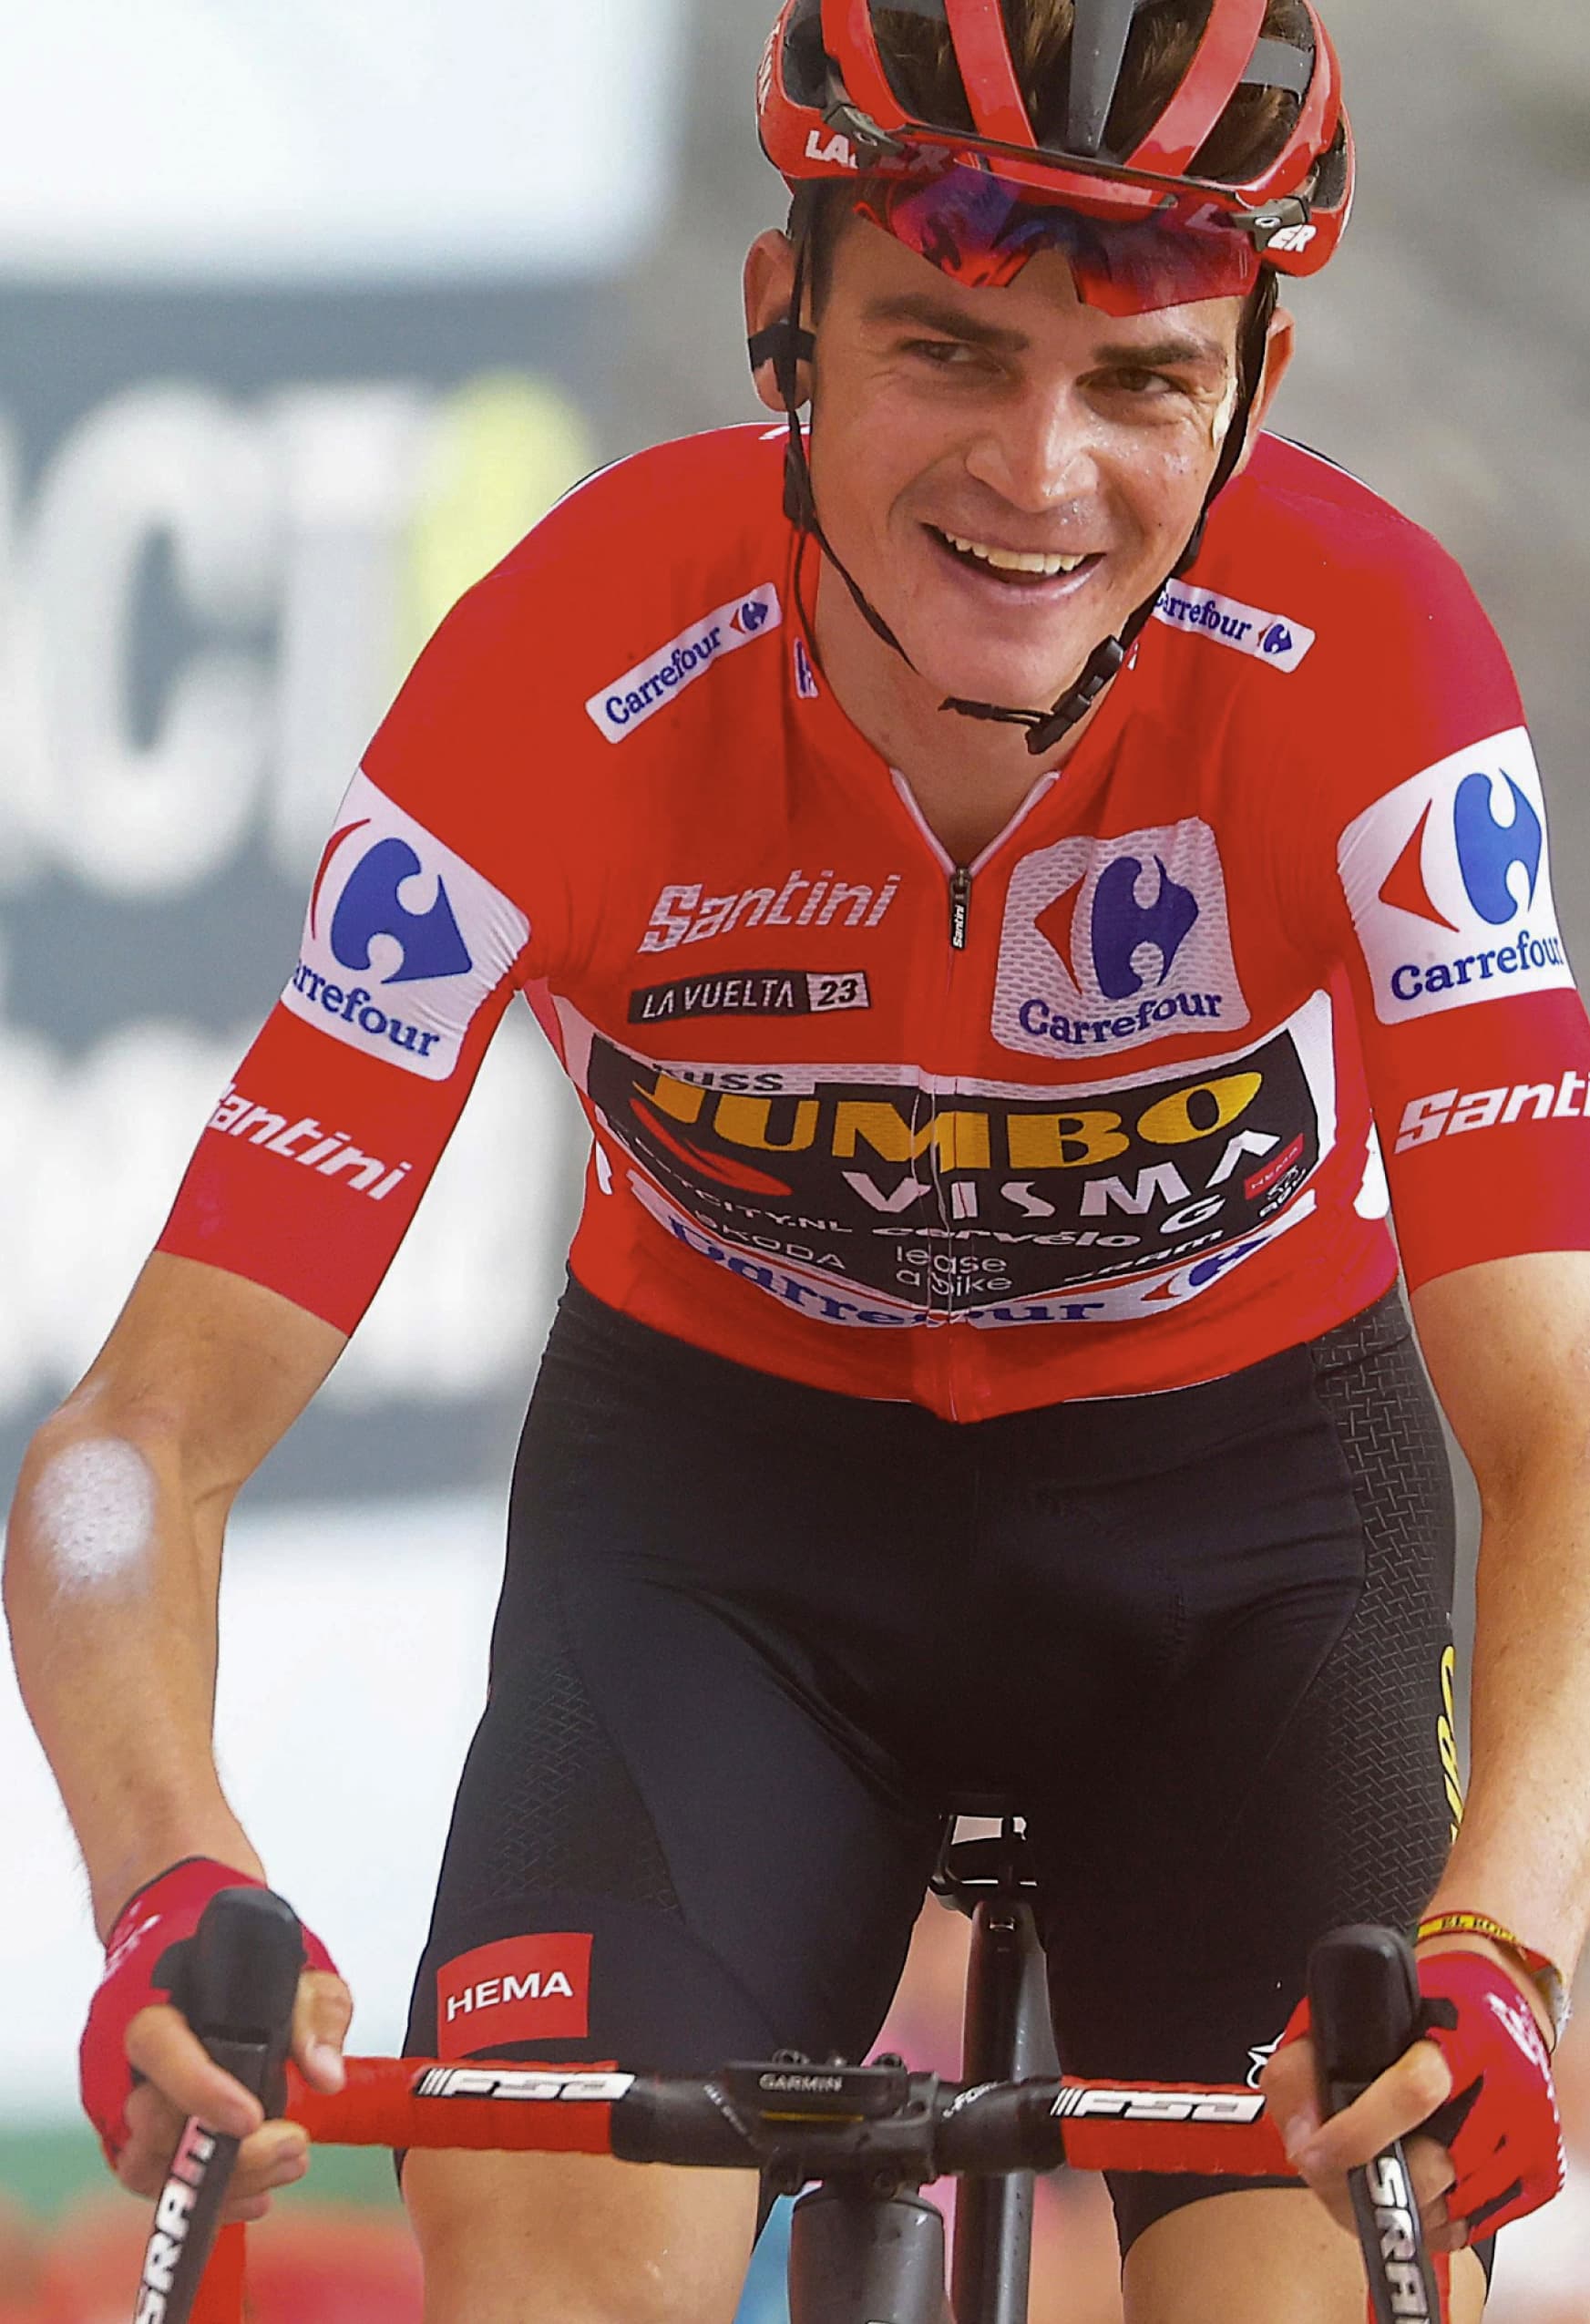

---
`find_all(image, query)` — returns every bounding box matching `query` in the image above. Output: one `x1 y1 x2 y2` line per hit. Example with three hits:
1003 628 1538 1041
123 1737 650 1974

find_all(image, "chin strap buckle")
940 635 1127 758
1022 637 1126 756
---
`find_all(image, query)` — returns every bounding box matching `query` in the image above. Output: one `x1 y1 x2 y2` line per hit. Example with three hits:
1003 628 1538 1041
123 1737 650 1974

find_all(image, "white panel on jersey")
281 767 529 1081
1337 726 1573 1025
993 818 1250 1061
0 0 684 281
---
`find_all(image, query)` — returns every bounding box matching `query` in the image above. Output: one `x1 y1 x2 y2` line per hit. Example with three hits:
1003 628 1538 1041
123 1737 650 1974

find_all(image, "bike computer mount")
930 1808 1038 1918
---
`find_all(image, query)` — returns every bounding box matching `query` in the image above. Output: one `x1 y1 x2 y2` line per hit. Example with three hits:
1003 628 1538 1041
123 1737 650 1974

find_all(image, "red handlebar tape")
286 2061 1296 2178
285 2060 623 2155
1051 2080 1290 2177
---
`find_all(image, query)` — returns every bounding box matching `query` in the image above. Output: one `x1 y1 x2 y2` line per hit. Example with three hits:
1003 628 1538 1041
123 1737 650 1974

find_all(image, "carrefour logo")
323 829 474 985
1339 727 1573 1023
993 820 1249 1059
1452 770 1542 921
281 768 530 1079
1152 582 1316 673
1087 853 1199 998
586 584 782 742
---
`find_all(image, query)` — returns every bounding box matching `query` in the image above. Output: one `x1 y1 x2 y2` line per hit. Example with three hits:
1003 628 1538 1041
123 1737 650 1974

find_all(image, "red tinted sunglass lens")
856 170 1050 289
856 170 1261 314
1067 229 1259 315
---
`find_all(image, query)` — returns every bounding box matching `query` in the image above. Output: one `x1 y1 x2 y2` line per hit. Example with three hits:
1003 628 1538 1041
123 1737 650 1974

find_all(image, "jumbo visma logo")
1340 728 1573 1024
575 992 1336 1329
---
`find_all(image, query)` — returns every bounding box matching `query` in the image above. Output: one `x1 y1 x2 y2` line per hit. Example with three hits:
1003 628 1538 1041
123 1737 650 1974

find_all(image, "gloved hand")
80 1856 346 2221
1412 1950 1564 2237
1264 1946 1564 2248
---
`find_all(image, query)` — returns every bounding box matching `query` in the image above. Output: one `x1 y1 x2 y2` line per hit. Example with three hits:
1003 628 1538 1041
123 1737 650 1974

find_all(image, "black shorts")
407 1276 1460 2261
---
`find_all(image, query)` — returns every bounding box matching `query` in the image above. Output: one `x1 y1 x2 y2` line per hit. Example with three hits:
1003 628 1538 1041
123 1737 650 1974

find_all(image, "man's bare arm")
1264 1249 1590 2254
1413 1247 1590 1975
4 1250 345 1934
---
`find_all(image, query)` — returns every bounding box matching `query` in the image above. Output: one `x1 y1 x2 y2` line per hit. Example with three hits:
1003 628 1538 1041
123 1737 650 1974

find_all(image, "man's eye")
907 338 977 366
1103 368 1174 396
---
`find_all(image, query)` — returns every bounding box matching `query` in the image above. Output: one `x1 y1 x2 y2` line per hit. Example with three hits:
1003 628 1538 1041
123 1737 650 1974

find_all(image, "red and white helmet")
757 0 1353 305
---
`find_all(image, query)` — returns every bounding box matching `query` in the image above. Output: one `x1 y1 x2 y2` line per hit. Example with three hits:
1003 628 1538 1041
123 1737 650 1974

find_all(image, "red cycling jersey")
159 424 1590 1418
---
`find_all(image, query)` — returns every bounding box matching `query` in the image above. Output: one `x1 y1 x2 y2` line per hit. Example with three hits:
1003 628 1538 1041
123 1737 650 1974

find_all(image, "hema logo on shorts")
1152 581 1316 672
587 585 783 742
1338 726 1573 1025
436 1933 592 2061
281 769 529 1080
993 820 1249 1059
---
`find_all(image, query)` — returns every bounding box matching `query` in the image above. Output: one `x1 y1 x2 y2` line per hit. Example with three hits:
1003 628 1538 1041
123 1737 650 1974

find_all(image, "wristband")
1415 1912 1570 2049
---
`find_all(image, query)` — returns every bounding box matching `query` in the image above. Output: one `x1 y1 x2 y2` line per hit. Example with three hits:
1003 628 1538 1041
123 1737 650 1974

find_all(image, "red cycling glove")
1414 1952 1564 2237
80 1856 338 2167
1278 1949 1564 2241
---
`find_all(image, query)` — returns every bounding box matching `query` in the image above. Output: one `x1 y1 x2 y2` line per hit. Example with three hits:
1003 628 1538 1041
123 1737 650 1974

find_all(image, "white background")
0 0 685 279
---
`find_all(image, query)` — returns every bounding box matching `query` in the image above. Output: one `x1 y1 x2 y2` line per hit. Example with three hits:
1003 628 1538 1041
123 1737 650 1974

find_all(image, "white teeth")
941 530 1087 577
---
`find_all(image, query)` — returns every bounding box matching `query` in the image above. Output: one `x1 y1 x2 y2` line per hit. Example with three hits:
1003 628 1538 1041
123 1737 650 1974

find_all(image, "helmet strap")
749 231 921 666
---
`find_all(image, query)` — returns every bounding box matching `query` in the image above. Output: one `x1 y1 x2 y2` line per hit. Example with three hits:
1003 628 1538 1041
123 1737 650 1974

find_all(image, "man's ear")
1233 301 1297 478
744 229 815 411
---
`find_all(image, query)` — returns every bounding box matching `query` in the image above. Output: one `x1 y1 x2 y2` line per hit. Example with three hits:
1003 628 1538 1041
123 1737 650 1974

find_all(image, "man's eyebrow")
860 293 1030 352
858 297 1232 374
1092 334 1231 371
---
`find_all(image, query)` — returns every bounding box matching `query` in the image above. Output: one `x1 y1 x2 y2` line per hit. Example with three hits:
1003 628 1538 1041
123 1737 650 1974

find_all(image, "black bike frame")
785 1810 1054 2324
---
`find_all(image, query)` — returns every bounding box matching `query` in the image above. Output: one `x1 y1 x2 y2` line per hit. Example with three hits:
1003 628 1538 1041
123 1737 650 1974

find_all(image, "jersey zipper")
886 770 1059 1406
949 864 971 951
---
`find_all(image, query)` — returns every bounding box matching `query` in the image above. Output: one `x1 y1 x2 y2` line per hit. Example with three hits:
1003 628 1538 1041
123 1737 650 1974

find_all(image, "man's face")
785 213 1271 714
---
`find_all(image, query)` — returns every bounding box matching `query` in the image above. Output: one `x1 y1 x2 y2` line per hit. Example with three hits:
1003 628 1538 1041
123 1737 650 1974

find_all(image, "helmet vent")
1240 33 1312 98
1064 0 1155 158
873 0 978 132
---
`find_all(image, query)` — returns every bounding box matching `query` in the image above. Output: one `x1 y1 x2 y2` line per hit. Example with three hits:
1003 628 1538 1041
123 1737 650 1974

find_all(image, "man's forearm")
1425 1455 1590 1979
5 1414 262 1935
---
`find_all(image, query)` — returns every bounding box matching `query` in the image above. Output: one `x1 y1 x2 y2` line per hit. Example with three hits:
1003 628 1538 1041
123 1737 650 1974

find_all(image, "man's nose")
961 384 1103 515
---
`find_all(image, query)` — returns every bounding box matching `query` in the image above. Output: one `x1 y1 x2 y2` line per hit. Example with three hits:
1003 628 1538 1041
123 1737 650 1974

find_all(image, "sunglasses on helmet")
852 163 1264 315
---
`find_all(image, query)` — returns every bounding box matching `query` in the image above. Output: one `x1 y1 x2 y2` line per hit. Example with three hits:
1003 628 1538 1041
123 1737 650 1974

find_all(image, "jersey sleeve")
156 580 542 1332
1294 535 1590 1291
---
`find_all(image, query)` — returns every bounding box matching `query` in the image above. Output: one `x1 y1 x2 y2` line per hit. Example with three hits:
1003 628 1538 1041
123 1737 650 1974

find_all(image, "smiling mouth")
928 525 1103 586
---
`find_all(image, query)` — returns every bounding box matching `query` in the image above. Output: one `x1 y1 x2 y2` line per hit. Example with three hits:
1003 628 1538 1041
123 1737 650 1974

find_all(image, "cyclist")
6 1 1585 2318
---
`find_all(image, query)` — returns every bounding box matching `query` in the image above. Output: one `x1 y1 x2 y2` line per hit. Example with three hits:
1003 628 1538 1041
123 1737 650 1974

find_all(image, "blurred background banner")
0 0 680 1496
3 2 1589 2318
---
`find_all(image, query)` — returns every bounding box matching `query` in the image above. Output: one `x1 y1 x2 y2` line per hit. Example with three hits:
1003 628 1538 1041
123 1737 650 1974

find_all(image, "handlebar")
279 2052 1286 2185
129 1889 1447 2324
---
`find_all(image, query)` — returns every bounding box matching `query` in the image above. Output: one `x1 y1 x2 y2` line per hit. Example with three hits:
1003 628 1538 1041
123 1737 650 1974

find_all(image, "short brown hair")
800 0 1314 296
